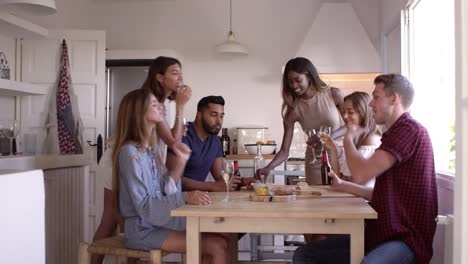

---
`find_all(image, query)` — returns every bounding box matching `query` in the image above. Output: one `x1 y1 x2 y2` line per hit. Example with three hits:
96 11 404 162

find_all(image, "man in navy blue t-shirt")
167 95 245 191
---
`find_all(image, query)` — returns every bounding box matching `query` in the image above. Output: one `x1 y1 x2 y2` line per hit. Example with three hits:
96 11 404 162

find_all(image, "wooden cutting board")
249 194 297 202
296 186 355 198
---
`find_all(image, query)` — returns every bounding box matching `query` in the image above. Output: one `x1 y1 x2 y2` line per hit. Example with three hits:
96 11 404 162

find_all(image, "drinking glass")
319 125 331 153
182 117 188 136
0 120 20 156
222 160 234 202
303 129 319 165
319 126 331 143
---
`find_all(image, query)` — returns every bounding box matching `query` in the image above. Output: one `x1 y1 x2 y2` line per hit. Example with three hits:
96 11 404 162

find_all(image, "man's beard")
202 119 221 135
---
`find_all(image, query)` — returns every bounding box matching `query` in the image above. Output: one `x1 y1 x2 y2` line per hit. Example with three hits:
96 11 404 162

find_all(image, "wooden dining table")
171 190 377 264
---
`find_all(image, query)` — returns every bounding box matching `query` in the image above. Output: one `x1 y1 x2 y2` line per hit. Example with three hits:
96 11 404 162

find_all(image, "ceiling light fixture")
215 0 248 55
0 0 57 16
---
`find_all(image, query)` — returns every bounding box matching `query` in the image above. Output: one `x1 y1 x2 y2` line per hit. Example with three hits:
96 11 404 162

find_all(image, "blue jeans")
292 235 415 264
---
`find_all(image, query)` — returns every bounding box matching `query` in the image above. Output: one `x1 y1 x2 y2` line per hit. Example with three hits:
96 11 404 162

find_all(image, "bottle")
253 144 264 180
233 160 241 190
221 128 230 157
321 149 331 185
232 139 238 155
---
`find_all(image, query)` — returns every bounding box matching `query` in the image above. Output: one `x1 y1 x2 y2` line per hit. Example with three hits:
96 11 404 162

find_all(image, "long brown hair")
141 56 181 102
111 88 158 209
281 57 328 120
344 91 379 147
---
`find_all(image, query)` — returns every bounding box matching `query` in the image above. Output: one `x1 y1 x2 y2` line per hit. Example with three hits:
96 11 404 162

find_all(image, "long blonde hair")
111 88 165 209
344 91 379 148
281 57 328 121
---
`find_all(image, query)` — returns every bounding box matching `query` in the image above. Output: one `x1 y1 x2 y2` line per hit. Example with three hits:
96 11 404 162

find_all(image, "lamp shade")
215 32 248 55
0 0 57 16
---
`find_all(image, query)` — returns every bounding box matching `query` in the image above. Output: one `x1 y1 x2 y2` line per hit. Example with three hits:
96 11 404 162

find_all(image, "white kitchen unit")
0 155 89 264
0 169 45 264
0 78 47 96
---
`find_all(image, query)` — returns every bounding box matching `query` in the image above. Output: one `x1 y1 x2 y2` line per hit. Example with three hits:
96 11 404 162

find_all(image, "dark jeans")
292 235 416 264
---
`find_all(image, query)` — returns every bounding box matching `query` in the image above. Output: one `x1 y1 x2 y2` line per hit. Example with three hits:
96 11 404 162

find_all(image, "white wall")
19 0 381 147
380 0 407 74
296 3 380 73
348 0 381 52
380 0 408 34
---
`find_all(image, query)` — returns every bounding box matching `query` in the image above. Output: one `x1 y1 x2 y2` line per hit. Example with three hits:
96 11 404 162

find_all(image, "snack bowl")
244 144 276 155
252 183 271 196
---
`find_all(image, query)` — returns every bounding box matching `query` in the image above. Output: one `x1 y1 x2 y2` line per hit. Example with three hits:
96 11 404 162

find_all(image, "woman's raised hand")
186 190 211 205
171 141 191 161
175 85 192 107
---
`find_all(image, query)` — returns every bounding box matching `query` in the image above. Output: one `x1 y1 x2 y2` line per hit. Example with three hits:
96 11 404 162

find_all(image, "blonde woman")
112 88 227 263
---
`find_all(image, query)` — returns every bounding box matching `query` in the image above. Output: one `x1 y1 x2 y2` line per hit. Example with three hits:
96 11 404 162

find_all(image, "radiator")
44 166 88 264
436 214 454 264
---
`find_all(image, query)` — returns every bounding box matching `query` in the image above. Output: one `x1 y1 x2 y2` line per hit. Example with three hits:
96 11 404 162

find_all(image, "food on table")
266 140 275 144
271 186 295 196
256 141 265 145
255 186 269 196
295 182 323 195
297 181 309 190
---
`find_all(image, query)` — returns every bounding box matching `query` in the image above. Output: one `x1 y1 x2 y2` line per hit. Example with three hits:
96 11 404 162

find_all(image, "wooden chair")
78 234 167 264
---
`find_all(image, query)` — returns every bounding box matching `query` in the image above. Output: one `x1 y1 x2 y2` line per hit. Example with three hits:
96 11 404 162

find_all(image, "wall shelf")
0 11 48 38
0 78 47 96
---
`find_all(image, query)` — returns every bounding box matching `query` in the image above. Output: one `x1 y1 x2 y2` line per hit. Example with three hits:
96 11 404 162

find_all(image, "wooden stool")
78 234 167 264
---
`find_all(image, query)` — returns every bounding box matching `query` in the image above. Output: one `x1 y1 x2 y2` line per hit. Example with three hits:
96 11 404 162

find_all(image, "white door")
19 29 106 242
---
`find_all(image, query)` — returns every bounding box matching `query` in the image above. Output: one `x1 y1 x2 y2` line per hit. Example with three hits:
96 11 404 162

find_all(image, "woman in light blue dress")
111 88 228 263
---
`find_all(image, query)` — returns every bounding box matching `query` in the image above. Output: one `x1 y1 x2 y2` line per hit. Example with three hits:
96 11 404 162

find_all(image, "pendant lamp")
215 0 248 55
0 0 57 16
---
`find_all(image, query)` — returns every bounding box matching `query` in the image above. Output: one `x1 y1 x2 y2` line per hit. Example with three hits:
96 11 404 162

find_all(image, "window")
403 0 455 174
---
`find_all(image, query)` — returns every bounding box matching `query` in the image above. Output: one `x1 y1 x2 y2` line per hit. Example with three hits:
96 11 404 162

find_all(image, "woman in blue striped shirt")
112 88 228 263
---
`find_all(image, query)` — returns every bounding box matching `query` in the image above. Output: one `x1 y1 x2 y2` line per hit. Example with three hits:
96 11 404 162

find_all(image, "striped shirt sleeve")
119 145 186 227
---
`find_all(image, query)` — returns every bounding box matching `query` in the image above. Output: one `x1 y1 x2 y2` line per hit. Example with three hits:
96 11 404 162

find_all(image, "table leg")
350 220 365 264
187 216 201 264
228 233 239 264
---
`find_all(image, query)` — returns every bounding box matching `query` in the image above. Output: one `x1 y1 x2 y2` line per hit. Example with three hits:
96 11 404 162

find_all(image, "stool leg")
78 242 91 264
149 250 162 264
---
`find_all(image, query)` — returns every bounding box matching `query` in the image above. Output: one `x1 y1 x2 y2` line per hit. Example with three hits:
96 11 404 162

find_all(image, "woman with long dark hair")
141 56 192 148
257 57 345 185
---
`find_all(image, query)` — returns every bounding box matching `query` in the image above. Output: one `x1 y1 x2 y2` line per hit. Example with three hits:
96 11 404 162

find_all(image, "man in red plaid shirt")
293 74 437 264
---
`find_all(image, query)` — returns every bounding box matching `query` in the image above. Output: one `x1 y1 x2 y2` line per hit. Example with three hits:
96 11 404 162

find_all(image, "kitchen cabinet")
0 154 89 264
0 169 45 264
0 78 47 96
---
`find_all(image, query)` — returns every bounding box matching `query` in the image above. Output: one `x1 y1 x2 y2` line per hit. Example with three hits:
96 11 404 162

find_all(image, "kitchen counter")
0 154 88 170
1 169 45 264
226 154 275 160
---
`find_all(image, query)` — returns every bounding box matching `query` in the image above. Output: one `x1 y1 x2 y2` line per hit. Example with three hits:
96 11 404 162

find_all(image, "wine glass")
222 160 234 202
319 126 331 143
0 120 20 156
303 129 319 165
182 117 188 136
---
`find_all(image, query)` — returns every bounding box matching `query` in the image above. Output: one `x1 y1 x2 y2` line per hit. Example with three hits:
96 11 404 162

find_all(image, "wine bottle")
233 160 241 190
232 139 238 155
221 128 230 157
321 149 331 185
